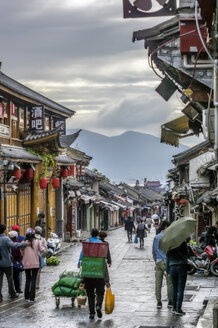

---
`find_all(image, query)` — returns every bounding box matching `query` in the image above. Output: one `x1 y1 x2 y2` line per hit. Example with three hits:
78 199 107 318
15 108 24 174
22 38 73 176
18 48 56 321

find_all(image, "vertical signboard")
29 105 44 131
54 117 66 135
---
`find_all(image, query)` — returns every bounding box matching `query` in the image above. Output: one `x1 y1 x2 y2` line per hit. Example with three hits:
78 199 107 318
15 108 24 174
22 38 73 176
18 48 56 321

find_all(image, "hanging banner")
29 105 44 130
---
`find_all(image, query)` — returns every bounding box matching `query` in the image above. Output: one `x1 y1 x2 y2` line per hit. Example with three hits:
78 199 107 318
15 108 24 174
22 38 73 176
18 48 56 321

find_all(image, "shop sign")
54 118 65 135
29 105 44 130
0 124 10 137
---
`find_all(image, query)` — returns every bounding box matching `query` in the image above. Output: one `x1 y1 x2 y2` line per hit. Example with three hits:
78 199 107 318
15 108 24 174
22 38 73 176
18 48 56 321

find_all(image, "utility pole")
214 1 218 160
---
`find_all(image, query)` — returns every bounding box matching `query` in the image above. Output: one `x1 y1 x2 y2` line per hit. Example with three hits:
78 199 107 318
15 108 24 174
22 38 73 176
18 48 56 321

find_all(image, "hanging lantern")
179 199 188 205
39 178 47 189
13 168 21 179
61 168 68 178
68 165 74 176
26 168 34 180
52 177 60 189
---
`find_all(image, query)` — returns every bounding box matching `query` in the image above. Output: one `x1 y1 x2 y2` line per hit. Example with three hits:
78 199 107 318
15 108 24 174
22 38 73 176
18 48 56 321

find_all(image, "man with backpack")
78 228 110 319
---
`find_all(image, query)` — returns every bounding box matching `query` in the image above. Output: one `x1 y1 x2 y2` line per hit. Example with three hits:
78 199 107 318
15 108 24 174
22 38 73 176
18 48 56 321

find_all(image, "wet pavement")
0 227 217 328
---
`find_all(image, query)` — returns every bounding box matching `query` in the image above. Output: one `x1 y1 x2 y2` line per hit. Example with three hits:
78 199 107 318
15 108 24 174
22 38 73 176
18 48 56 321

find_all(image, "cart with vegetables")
51 271 87 308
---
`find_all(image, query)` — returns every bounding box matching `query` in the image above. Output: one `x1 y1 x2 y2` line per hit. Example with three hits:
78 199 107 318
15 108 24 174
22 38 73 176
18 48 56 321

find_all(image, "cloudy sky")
0 0 202 146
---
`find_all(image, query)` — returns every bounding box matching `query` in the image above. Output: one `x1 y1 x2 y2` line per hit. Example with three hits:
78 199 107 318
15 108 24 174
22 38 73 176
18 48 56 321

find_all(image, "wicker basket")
77 290 87 306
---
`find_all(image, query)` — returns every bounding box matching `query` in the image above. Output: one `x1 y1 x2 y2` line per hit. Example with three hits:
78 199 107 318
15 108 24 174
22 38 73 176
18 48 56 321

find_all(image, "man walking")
152 220 173 309
78 228 110 319
0 224 28 302
125 216 135 242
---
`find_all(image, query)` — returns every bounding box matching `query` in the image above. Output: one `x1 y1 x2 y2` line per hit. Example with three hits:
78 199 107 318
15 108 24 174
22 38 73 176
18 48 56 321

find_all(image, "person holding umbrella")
159 217 196 316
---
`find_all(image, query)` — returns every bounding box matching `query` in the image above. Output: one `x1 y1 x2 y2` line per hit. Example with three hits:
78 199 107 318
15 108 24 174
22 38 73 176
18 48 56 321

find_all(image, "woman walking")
21 228 45 303
136 219 148 248
35 226 47 289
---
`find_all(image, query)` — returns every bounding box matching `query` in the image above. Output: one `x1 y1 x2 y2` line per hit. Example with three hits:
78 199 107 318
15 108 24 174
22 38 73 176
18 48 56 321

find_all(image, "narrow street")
0 227 217 328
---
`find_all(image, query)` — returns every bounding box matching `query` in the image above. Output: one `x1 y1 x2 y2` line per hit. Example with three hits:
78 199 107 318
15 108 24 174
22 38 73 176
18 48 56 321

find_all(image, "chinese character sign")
29 105 44 130
54 118 65 135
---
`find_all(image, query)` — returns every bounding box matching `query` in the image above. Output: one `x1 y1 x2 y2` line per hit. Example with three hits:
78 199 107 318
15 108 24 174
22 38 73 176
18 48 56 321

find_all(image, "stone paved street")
0 227 217 328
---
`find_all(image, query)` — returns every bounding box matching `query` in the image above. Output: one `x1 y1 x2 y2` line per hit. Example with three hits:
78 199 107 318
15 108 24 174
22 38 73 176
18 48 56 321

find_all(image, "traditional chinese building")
0 66 78 237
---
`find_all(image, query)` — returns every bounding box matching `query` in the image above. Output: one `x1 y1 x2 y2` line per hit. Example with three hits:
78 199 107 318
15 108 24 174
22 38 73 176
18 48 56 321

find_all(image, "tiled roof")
0 71 74 117
55 154 75 165
172 141 211 164
0 145 41 162
24 125 61 142
59 130 81 148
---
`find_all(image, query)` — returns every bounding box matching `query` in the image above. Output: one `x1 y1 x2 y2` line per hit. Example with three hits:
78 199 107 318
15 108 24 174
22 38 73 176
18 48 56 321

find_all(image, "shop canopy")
161 115 190 147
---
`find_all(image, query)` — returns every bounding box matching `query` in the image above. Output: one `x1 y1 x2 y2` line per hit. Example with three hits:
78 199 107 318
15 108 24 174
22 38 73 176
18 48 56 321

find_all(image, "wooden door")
18 183 31 236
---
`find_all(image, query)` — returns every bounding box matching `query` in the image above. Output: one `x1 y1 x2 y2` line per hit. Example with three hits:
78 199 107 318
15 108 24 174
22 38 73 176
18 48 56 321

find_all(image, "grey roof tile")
0 71 74 117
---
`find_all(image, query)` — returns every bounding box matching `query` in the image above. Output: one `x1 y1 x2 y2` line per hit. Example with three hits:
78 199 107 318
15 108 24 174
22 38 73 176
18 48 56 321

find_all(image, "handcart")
51 271 87 308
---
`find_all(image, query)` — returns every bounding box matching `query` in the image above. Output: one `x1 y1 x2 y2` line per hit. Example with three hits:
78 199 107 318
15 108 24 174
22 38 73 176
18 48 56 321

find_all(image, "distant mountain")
68 129 188 184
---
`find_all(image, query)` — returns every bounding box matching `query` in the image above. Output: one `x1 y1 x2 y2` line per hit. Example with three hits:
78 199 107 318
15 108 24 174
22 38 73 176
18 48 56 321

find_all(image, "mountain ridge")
68 129 189 184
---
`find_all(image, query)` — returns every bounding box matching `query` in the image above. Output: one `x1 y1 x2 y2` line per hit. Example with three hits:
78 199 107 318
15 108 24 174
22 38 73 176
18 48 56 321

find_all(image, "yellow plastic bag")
105 287 115 315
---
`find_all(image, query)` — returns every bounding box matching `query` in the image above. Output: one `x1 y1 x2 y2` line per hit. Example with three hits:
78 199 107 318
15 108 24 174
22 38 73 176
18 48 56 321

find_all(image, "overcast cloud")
0 0 203 146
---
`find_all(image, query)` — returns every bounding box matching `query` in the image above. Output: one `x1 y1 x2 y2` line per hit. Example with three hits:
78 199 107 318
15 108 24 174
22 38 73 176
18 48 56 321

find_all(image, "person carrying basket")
77 228 110 320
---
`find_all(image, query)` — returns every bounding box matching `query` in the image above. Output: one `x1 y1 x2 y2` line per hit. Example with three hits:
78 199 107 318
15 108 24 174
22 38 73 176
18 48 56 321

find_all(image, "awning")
161 115 189 147
80 194 92 204
114 195 126 202
68 190 76 198
111 200 127 209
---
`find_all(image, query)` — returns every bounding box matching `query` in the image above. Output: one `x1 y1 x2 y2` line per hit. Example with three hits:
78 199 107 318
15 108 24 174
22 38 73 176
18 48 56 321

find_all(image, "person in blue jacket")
78 228 110 320
0 224 28 302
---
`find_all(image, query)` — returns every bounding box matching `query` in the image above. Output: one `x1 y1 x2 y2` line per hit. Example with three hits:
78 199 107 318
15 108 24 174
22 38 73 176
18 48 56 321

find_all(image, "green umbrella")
159 217 196 253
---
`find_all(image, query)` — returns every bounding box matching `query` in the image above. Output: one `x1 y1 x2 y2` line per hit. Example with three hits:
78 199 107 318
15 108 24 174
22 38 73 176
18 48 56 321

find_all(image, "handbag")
38 240 46 269
105 287 115 315
13 261 24 271
134 235 138 244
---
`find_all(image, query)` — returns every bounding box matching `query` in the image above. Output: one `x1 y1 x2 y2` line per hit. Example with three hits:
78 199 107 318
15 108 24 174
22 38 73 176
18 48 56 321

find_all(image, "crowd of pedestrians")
0 222 47 304
0 213 217 322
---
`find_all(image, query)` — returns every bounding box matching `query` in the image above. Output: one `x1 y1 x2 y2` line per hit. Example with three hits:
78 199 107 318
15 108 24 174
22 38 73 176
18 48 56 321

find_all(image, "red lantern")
68 165 74 176
13 168 21 179
52 177 60 189
179 199 188 205
61 168 68 178
26 168 34 180
39 178 47 189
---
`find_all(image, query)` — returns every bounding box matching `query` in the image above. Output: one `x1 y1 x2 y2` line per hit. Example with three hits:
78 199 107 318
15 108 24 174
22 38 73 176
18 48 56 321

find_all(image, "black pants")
24 268 39 301
13 268 20 293
84 278 105 315
0 267 16 299
127 230 132 241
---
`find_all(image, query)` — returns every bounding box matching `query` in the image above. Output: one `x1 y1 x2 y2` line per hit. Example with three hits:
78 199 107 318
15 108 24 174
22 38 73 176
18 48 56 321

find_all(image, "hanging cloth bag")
38 240 46 269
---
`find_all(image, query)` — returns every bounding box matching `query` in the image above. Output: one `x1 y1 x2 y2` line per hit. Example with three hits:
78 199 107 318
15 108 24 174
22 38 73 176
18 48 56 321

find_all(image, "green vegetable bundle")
46 256 60 266
52 275 85 298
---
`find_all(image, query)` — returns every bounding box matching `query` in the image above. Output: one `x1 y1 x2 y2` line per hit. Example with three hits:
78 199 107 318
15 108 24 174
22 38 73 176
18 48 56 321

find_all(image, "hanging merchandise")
13 168 21 179
61 168 68 178
39 178 47 189
26 168 34 180
68 165 74 176
179 199 188 205
52 177 60 189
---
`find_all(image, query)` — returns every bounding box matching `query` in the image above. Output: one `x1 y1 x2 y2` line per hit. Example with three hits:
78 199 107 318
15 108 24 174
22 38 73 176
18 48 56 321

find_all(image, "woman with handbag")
21 228 45 303
8 231 24 294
